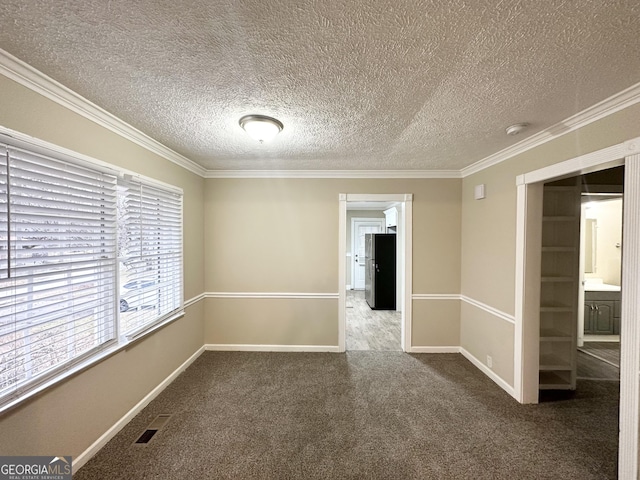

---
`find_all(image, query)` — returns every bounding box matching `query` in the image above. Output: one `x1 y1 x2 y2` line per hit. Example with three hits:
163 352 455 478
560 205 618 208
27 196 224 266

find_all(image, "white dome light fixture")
239 114 283 143
505 122 529 136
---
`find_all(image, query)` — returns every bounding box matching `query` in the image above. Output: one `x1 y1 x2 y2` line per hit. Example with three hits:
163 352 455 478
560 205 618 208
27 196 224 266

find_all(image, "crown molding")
461 81 640 178
0 48 207 177
2 48 639 181
203 169 462 179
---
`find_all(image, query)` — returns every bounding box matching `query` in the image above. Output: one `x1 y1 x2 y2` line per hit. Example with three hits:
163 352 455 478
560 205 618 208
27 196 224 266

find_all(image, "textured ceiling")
1 0 640 171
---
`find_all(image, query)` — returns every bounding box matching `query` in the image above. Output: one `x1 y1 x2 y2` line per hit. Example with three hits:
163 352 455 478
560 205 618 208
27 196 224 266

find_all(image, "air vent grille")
134 414 172 445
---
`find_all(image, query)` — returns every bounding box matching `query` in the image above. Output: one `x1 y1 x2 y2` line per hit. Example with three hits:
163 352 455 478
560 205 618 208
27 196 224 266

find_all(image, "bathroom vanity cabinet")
584 290 621 335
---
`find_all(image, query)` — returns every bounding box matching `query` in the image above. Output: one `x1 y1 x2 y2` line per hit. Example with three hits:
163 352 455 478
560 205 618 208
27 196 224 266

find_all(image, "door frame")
514 136 640 477
339 193 413 352
350 217 385 290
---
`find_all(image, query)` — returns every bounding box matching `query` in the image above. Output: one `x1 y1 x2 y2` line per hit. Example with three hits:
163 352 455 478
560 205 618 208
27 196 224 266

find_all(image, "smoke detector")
505 123 529 136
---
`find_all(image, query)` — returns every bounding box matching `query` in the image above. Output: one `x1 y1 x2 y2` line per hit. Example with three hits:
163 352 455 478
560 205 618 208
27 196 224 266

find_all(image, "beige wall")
204 178 462 347
0 76 205 458
460 102 640 388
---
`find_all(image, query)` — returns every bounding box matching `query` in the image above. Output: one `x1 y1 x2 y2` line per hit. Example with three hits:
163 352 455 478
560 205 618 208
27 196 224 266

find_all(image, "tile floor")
346 290 401 351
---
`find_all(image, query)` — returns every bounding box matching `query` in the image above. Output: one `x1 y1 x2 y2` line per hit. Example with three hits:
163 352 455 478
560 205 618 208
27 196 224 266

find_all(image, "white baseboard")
73 345 205 471
409 346 461 353
460 347 517 400
205 344 341 353
583 335 620 343
346 284 352 290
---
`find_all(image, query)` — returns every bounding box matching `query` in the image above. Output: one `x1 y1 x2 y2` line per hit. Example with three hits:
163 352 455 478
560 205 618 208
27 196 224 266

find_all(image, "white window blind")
119 178 182 337
0 146 7 281
0 146 118 404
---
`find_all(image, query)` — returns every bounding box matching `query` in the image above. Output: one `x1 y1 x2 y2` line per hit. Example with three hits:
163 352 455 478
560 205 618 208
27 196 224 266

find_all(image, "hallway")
346 290 401 351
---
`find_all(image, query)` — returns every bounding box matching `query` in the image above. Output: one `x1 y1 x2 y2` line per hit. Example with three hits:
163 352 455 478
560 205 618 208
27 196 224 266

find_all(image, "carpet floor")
74 352 619 479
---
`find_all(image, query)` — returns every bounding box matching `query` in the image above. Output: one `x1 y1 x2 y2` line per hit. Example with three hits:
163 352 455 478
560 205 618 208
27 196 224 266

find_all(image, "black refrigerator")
364 233 396 310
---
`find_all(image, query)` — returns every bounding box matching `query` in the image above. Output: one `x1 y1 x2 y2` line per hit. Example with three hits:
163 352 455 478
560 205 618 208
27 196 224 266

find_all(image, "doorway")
347 211 398 351
338 193 413 353
536 170 623 392
577 168 623 383
514 139 640 476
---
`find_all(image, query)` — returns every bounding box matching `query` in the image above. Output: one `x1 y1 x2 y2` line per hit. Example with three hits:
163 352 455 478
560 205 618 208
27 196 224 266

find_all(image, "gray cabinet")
584 291 621 335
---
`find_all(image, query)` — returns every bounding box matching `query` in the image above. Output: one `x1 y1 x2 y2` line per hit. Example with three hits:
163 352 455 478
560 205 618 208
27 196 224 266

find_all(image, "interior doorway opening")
538 168 623 395
347 207 400 351
338 193 413 353
514 138 640 476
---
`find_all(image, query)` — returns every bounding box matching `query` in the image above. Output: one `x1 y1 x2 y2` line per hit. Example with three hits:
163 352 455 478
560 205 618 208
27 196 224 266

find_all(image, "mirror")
584 219 596 274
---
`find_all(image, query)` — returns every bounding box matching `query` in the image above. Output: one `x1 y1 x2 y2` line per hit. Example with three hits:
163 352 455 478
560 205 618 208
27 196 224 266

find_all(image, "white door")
353 221 384 289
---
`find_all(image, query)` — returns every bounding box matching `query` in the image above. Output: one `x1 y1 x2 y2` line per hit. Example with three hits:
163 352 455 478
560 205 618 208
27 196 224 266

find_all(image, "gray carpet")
74 352 619 479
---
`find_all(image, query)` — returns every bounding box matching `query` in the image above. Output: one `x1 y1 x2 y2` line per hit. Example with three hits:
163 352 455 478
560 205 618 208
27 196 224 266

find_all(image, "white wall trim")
338 195 347 352
412 294 460 300
460 348 517 400
403 196 413 351
204 169 461 179
460 295 516 325
409 346 461 353
0 48 207 178
204 292 339 299
411 294 516 326
184 293 205 309
518 137 639 186
73 345 205 471
618 154 640 479
462 82 640 178
205 344 340 352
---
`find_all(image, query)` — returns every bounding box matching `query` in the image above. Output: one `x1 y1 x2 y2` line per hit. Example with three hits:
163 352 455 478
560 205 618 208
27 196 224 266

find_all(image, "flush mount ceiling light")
505 122 529 136
239 114 283 143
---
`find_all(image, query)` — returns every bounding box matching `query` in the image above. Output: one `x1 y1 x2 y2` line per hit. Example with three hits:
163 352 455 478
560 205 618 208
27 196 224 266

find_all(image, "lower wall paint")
204 297 339 346
460 348 517 400
460 300 516 387
412 298 461 347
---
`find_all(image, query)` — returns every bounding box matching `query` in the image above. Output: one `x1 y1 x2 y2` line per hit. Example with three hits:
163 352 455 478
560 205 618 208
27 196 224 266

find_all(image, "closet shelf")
540 305 573 312
541 276 574 282
539 371 573 390
539 179 580 391
539 353 572 370
541 247 576 253
540 328 572 341
543 216 579 222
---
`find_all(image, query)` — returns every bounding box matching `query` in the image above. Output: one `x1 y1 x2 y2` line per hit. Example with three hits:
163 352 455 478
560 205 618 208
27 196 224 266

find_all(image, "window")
0 141 183 410
118 178 183 337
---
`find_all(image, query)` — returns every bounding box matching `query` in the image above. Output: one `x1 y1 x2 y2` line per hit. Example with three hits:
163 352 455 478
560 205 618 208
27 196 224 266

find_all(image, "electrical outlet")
487 355 493 368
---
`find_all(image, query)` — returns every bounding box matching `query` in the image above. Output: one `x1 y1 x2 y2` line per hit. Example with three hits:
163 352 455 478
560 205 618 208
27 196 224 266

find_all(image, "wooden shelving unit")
539 182 581 390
